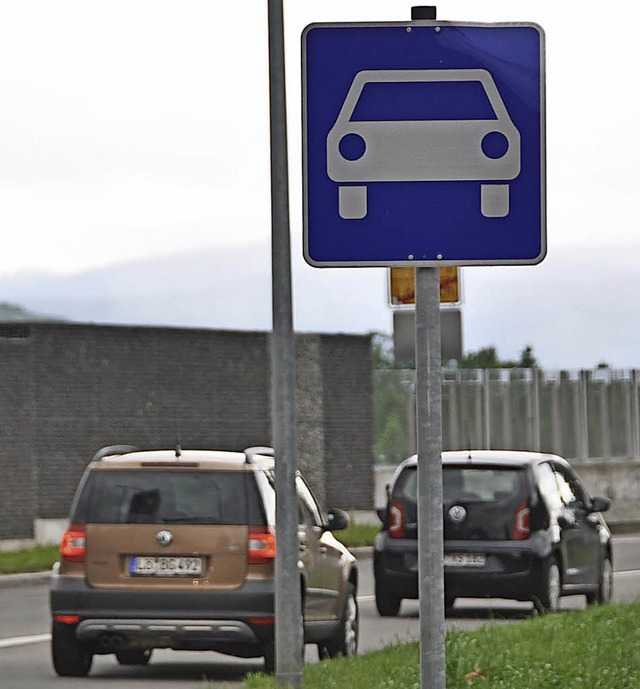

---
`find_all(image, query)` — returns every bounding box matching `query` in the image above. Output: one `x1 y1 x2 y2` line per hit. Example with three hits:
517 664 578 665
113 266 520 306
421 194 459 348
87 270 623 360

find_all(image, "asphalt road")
2 536 640 689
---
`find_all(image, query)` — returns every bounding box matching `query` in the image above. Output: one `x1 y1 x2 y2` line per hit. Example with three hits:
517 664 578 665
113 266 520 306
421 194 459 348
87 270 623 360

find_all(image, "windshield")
72 470 265 525
350 81 497 122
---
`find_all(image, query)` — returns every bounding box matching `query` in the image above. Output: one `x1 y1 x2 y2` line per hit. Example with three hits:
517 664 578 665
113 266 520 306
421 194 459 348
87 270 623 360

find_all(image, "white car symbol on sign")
326 69 521 220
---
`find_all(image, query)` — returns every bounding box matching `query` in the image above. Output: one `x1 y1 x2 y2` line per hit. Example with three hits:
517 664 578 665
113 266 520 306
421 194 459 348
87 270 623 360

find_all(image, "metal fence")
374 368 640 464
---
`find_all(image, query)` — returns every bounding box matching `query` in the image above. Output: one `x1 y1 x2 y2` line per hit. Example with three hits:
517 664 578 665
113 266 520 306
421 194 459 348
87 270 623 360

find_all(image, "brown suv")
49 445 358 676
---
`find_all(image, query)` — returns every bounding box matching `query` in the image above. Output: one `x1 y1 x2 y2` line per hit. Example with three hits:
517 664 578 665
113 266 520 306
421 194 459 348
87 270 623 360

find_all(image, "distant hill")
0 244 389 334
0 243 639 368
0 301 67 322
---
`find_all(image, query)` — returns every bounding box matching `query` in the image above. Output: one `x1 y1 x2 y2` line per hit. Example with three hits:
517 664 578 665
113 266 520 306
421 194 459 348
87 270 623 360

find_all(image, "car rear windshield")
394 465 527 503
71 470 265 526
392 464 530 540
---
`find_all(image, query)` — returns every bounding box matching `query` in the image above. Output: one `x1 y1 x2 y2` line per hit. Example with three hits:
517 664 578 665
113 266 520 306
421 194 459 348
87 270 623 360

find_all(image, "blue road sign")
302 22 546 267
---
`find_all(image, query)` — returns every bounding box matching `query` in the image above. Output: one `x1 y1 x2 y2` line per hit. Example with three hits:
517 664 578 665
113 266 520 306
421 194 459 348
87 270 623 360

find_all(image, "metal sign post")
267 0 303 686
415 266 445 689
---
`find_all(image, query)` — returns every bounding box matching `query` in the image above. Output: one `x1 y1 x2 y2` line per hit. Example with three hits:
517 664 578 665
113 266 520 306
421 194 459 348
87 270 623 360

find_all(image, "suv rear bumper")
374 533 552 602
76 618 260 652
50 575 275 652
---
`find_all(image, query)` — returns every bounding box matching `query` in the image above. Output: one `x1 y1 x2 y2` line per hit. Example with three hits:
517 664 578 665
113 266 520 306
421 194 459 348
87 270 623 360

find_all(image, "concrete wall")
0 323 374 543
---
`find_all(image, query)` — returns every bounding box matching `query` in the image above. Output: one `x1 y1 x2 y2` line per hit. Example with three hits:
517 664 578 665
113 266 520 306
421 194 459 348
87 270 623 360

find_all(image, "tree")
372 332 413 370
460 344 539 369
518 345 538 368
460 346 502 369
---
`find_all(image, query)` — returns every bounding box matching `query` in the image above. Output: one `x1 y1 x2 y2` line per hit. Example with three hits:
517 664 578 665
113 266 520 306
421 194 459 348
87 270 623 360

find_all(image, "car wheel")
51 621 93 677
375 578 402 617
338 185 367 219
318 583 359 659
586 555 613 606
445 596 456 615
533 557 561 614
262 642 276 674
481 183 510 218
115 649 153 665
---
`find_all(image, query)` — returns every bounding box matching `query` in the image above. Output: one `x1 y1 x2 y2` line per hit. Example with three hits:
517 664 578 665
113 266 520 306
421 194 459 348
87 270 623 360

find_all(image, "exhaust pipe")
99 633 126 649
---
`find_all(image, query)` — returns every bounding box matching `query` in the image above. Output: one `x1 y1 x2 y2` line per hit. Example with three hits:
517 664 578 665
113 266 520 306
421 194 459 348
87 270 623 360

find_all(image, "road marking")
0 633 50 649
615 569 640 577
358 594 375 602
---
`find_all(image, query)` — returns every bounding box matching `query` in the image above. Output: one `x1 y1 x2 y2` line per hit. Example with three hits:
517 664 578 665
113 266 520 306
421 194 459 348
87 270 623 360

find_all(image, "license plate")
129 556 203 577
444 553 486 568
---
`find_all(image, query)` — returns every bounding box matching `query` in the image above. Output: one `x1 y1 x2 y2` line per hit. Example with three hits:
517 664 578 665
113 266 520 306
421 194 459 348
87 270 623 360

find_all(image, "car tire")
533 557 561 614
586 555 613 606
115 649 153 665
262 642 276 673
338 185 367 220
375 579 402 617
51 622 93 677
445 596 456 615
318 583 359 659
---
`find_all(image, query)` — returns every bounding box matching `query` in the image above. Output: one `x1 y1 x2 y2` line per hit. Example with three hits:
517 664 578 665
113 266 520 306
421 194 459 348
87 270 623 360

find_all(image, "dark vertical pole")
267 0 303 686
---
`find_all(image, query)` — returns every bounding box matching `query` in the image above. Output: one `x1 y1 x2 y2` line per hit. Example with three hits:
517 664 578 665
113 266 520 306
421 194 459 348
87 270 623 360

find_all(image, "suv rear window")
71 470 265 526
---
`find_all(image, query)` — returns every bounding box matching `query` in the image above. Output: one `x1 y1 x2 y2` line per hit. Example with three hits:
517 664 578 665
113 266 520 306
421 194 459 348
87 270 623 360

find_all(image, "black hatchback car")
374 451 613 615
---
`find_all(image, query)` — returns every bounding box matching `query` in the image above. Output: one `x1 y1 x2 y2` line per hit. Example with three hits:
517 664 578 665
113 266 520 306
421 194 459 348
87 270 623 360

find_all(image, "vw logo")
156 530 173 547
448 505 467 523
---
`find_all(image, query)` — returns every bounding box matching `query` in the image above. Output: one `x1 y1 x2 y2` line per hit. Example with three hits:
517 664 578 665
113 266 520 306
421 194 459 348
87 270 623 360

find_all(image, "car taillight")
54 615 81 625
513 502 531 540
60 524 86 563
248 527 276 565
388 500 405 539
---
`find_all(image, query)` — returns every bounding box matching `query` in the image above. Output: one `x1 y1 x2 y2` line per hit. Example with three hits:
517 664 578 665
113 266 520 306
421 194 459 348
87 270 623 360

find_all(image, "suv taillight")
388 500 405 539
60 524 86 563
248 527 276 565
513 502 531 540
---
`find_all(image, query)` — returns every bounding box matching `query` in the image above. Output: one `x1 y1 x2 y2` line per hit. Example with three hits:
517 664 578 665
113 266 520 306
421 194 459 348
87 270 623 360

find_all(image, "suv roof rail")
93 444 139 462
244 446 274 464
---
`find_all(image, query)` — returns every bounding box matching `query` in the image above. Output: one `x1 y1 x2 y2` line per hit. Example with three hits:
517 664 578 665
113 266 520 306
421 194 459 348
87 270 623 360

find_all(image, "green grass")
240 602 640 689
333 523 380 548
0 544 59 574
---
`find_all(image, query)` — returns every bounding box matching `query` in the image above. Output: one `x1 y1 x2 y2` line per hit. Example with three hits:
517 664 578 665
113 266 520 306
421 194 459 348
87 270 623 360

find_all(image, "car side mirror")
325 508 350 532
557 513 577 530
376 507 387 524
590 496 611 513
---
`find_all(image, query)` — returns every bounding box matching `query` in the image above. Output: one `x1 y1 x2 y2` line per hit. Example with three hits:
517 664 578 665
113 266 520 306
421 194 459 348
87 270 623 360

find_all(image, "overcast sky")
0 1 638 369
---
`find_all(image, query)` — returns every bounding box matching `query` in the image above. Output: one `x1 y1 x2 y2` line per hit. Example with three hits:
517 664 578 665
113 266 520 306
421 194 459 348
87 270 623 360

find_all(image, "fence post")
483 369 491 449
501 370 512 449
531 368 541 452
474 371 483 448
577 370 590 461
551 375 562 455
447 377 460 452
408 381 417 455
599 373 610 460
632 370 640 460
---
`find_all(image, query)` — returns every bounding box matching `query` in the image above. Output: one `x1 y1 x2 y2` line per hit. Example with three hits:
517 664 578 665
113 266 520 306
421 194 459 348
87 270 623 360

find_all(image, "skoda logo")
449 505 467 523
156 530 173 547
